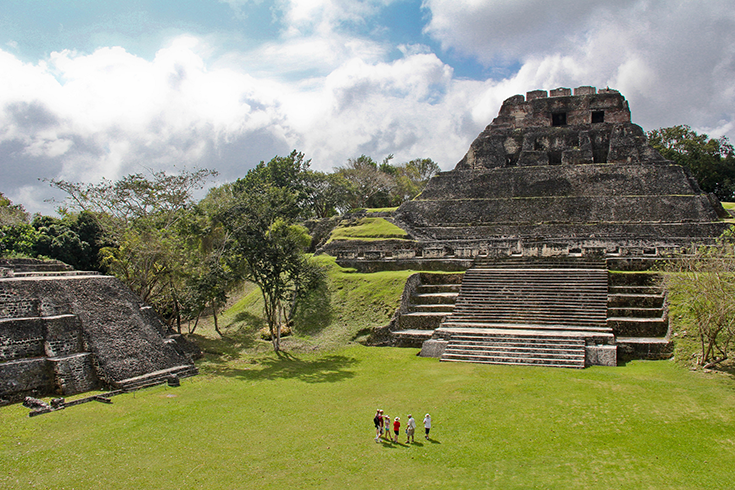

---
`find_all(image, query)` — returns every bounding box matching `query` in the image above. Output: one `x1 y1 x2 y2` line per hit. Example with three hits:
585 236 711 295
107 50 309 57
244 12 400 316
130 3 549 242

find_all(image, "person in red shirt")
392 417 401 443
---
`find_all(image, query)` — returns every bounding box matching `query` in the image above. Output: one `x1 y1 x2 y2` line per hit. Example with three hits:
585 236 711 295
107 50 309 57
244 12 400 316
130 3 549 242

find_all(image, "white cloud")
3 0 735 216
424 0 735 139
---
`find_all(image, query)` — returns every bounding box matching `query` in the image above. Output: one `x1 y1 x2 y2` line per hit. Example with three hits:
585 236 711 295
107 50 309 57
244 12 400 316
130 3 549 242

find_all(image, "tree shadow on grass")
189 324 258 359
219 351 359 384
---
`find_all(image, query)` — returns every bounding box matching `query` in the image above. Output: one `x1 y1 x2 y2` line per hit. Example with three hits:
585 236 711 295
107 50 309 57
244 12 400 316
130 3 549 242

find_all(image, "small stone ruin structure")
0 259 199 405
322 86 732 368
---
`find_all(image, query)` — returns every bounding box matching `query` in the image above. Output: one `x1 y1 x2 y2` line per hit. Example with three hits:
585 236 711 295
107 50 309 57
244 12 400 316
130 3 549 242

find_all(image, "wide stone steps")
440 321 612 333
440 332 586 369
446 317 607 328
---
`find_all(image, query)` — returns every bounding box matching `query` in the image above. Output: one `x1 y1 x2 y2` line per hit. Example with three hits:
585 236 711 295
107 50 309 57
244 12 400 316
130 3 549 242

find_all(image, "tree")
0 222 39 257
0 192 29 226
32 212 109 272
49 168 218 325
648 125 735 201
663 240 735 368
224 185 312 352
335 155 396 209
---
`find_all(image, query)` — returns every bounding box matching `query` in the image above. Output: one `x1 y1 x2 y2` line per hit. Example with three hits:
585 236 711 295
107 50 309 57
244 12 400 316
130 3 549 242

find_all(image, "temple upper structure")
322 86 731 269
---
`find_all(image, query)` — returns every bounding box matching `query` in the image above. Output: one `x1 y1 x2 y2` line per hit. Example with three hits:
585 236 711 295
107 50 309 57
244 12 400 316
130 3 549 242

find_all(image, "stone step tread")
454 304 607 310
444 345 585 357
440 355 585 368
607 317 668 323
616 337 671 344
409 305 455 311
441 322 611 332
402 311 452 317
391 329 435 337
412 292 459 297
447 315 608 323
449 336 586 344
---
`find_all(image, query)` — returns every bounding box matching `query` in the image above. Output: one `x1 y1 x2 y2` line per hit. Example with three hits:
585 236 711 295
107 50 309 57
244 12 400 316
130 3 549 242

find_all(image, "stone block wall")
0 270 198 405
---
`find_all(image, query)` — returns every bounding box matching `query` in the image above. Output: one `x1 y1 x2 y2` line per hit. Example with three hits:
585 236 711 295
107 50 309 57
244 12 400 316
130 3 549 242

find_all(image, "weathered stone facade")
0 260 198 405
326 86 730 270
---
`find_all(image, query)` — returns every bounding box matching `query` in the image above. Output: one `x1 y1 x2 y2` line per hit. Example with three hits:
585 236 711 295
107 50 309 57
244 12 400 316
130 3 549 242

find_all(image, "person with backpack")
373 409 383 442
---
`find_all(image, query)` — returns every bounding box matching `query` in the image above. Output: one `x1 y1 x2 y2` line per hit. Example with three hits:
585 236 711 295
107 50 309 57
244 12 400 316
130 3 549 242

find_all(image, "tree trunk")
189 312 201 335
212 303 223 337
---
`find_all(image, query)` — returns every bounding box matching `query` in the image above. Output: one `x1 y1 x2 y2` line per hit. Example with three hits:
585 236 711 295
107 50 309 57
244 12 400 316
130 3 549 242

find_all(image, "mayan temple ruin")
0 259 199 405
323 86 731 368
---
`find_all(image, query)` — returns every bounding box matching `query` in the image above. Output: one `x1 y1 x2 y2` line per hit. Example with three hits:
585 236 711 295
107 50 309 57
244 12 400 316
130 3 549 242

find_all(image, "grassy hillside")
3 347 735 489
191 255 415 361
327 217 409 242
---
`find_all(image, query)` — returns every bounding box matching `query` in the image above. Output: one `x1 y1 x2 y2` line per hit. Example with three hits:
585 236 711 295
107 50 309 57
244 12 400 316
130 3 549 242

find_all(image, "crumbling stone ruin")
323 86 732 368
0 259 199 405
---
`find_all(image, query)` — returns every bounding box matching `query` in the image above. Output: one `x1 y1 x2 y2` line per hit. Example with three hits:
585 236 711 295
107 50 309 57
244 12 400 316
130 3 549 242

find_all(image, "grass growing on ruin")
3 346 735 489
327 217 408 242
191 255 413 356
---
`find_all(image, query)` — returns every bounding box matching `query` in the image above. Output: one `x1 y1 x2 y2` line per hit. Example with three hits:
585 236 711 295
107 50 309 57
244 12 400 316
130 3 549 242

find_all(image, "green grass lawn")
327 217 408 242
3 346 735 489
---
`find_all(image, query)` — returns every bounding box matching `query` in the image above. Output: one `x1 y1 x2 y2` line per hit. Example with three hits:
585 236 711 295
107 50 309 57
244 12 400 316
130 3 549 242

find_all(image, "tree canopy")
648 125 735 201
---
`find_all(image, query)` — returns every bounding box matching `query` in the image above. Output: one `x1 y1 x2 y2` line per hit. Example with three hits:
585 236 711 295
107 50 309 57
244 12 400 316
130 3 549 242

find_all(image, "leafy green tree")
32 212 109 271
301 170 355 218
50 169 217 325
0 222 39 257
0 192 29 226
648 125 735 201
225 164 317 351
335 155 396 209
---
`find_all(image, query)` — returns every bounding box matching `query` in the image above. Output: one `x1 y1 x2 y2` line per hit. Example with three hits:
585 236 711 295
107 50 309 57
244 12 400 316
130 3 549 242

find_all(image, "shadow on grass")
230 311 265 330
189 325 258 358
214 351 359 384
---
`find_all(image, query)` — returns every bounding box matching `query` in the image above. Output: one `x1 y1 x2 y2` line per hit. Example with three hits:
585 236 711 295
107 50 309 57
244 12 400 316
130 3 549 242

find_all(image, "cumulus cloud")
423 0 735 138
2 0 735 215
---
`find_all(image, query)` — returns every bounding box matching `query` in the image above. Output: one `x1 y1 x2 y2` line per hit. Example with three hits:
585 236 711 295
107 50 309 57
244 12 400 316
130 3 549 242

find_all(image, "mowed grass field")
3 346 735 489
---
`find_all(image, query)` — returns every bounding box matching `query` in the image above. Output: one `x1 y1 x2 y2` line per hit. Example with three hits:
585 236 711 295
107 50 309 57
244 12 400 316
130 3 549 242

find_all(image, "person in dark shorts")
374 409 383 442
393 417 401 443
423 413 432 439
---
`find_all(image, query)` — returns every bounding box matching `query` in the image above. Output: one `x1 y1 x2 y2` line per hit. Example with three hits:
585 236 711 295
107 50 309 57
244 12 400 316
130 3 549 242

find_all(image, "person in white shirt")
423 413 432 439
406 414 416 443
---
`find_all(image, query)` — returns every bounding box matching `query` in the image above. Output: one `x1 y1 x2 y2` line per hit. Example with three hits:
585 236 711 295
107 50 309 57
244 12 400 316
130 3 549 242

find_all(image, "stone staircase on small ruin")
390 273 462 347
429 257 615 368
606 272 672 359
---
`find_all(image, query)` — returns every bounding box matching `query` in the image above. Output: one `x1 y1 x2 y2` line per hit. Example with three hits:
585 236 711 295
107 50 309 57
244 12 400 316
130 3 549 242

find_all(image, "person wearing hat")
423 413 432 439
392 417 401 443
374 409 383 442
406 414 416 443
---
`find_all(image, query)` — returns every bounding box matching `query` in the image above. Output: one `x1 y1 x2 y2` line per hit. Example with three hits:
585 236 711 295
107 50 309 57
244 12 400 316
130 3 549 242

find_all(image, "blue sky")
1 0 734 214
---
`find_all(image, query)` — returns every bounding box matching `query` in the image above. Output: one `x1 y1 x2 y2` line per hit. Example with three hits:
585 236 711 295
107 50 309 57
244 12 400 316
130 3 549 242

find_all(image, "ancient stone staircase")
390 273 462 347
606 272 672 359
440 328 586 368
428 258 615 368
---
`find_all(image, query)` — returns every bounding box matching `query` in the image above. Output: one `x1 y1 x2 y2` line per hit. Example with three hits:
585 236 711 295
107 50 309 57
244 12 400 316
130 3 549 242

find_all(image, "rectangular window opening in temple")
592 111 605 123
552 113 567 126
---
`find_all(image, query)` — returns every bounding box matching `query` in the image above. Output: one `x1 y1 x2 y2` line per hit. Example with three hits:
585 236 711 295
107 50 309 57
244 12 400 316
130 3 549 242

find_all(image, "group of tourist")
373 409 431 443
